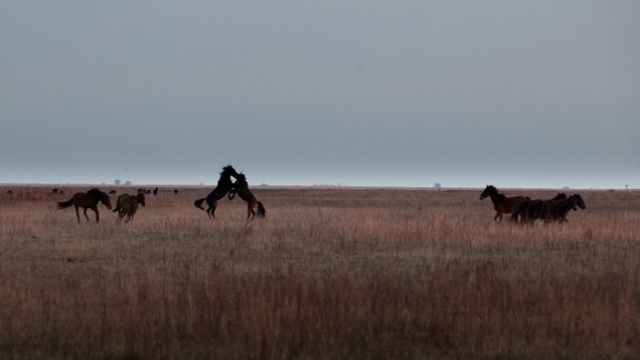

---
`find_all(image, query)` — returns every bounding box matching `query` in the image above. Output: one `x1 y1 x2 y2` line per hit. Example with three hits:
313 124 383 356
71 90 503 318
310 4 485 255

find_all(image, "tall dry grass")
0 186 638 359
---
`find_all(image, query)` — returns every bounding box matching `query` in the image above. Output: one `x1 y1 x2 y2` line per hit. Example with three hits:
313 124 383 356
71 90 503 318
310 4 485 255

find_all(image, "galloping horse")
510 193 567 224
231 173 266 220
194 165 239 218
541 194 586 223
479 185 530 223
57 188 112 223
113 193 146 223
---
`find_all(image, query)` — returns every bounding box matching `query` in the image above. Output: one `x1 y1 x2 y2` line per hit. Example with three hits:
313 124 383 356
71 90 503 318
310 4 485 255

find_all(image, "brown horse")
194 165 239 218
113 193 146 223
231 173 266 220
541 194 586 223
479 185 530 222
152 187 158 196
510 193 567 224
57 188 112 223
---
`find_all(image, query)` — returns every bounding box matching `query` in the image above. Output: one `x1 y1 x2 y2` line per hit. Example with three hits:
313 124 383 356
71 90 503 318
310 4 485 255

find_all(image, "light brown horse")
231 173 266 220
479 185 530 222
541 194 586 223
113 193 146 223
57 188 112 223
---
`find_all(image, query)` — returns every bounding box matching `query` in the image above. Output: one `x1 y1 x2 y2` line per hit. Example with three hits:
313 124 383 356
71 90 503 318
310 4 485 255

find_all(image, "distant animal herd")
3 165 588 225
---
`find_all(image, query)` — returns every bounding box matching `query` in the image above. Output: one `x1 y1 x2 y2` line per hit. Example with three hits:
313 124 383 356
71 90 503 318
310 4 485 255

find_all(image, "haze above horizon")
2 1 638 190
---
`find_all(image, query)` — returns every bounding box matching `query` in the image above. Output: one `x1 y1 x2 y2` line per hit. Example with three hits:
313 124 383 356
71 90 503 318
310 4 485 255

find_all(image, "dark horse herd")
54 167 584 225
56 165 266 223
479 185 586 224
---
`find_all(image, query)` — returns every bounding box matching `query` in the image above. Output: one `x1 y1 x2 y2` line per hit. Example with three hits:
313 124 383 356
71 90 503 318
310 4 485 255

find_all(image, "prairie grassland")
0 186 638 359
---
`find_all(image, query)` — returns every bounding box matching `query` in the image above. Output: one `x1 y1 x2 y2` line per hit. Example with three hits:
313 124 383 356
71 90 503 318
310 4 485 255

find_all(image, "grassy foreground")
0 186 638 359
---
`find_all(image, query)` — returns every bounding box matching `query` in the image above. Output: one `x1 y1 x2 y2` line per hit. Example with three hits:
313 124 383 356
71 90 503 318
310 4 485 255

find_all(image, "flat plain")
0 185 638 359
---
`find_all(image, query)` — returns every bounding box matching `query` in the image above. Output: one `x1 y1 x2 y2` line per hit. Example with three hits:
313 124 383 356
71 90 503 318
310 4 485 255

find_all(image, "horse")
51 188 59 194
194 165 239 218
541 194 586 223
479 185 530 222
510 193 567 224
231 173 266 220
109 190 117 194
174 189 179 195
113 193 146 223
57 188 112 223
152 187 158 196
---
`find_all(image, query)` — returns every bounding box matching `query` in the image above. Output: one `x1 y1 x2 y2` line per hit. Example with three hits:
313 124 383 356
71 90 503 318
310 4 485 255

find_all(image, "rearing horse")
231 173 266 220
57 188 112 223
194 165 239 218
479 185 529 223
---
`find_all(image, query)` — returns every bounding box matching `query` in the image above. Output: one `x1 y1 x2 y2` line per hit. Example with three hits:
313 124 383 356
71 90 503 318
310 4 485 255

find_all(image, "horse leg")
75 205 81 223
494 211 500 222
247 203 257 221
94 207 100 222
210 201 217 218
82 207 91 222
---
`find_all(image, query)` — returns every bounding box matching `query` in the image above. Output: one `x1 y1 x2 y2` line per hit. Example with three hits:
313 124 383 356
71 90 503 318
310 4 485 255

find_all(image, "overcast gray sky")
1 1 638 188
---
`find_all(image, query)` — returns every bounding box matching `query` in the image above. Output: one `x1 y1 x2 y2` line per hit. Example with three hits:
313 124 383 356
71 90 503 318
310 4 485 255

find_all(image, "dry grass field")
0 185 638 359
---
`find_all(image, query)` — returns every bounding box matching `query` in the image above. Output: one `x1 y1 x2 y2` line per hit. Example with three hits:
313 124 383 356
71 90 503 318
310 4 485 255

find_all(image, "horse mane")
87 188 108 201
217 165 238 186
235 173 248 187
221 165 238 177
552 193 568 201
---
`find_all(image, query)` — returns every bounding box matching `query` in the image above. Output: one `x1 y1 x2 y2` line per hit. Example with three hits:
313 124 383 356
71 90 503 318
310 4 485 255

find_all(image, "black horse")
57 188 112 223
194 165 239 218
510 193 567 224
541 194 586 223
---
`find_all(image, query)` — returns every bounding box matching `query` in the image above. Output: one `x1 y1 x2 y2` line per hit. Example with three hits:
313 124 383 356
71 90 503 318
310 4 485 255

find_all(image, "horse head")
88 188 112 209
136 193 146 207
102 196 113 209
570 194 586 210
479 185 495 200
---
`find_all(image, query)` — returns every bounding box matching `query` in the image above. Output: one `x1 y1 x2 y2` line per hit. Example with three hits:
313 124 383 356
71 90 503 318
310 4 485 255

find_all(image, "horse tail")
57 198 74 209
256 202 266 218
112 203 121 213
194 198 206 210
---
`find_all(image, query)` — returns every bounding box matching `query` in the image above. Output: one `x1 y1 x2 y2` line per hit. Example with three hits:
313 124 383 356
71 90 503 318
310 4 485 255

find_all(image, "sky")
1 1 638 189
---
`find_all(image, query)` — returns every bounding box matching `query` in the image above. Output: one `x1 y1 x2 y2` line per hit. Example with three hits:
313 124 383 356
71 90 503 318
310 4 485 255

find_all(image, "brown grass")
0 185 638 359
